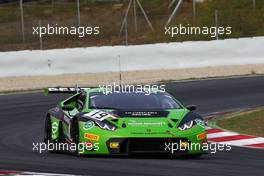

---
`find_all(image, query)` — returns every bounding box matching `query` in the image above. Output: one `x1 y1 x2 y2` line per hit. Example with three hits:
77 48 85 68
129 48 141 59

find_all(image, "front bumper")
106 137 190 155
79 136 206 156
78 122 207 156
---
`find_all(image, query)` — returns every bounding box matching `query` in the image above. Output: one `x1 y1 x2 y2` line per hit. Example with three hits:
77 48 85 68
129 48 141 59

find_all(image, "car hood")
109 109 188 131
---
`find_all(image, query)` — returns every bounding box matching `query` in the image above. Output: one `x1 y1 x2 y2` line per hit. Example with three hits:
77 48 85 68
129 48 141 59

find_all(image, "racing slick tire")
44 116 63 153
72 119 81 156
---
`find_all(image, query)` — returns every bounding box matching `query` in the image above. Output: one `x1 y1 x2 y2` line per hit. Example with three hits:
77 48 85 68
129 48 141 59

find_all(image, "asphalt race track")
0 76 264 176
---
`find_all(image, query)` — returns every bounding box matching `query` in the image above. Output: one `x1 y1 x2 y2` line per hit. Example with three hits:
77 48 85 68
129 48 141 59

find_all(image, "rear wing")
43 87 91 96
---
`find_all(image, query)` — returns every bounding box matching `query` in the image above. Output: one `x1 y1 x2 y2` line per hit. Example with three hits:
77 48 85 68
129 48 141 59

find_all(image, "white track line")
18 172 81 176
207 131 239 139
218 137 264 146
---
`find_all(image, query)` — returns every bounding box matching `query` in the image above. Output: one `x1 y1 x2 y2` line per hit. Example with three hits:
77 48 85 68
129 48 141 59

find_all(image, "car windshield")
89 92 181 110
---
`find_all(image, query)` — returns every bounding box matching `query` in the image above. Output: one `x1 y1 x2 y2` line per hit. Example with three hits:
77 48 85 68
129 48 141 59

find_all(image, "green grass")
217 108 264 137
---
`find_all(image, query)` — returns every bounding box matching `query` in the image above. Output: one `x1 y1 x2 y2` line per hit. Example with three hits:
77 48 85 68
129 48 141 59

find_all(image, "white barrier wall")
0 37 264 77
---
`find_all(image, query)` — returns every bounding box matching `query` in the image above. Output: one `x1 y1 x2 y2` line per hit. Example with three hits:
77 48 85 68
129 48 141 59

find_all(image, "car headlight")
178 120 195 130
178 119 205 131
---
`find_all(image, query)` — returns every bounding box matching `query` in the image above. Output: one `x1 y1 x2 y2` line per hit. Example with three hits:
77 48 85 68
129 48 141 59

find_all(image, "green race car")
44 87 207 157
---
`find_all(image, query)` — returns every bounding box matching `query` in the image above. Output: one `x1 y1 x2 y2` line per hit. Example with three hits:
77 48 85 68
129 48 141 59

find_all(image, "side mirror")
186 105 197 111
62 105 75 111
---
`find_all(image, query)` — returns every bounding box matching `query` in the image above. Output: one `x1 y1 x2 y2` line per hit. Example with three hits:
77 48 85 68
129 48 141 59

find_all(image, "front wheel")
44 116 63 153
44 116 52 144
72 119 80 155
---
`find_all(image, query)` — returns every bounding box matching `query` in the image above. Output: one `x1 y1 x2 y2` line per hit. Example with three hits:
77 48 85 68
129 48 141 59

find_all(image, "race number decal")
84 110 116 121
